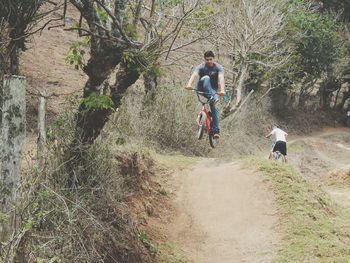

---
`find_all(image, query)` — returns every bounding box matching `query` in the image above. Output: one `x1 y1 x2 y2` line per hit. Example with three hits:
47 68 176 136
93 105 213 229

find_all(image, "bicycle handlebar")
186 88 221 96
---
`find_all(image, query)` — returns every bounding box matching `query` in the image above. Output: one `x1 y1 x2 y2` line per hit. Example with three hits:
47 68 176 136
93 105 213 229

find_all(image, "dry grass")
1 107 154 263
107 84 275 157
252 158 350 262
326 168 350 187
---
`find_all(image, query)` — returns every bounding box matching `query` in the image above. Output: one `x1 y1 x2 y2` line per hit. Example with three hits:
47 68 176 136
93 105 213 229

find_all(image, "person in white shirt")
346 110 350 126
265 124 288 162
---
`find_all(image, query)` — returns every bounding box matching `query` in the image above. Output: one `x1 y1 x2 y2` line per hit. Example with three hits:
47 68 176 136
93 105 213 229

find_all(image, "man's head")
204 50 215 67
272 124 279 129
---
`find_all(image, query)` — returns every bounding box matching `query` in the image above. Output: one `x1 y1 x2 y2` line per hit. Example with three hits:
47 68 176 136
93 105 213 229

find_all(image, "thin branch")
161 34 210 57
257 86 277 103
93 0 141 47
223 89 255 120
165 20 184 60
64 26 125 42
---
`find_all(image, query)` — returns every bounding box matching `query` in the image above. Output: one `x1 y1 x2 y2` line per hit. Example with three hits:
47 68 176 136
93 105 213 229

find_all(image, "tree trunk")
143 69 158 103
319 84 327 110
67 64 141 186
0 75 26 242
233 62 248 107
111 63 141 108
223 61 248 116
8 45 20 75
333 86 342 110
340 88 350 110
70 45 123 147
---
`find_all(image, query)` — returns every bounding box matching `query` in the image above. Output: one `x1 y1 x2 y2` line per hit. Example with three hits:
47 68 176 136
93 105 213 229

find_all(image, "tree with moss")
65 0 200 170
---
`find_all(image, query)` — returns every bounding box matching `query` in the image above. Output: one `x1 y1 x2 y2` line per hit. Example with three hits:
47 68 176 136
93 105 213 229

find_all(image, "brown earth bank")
20 3 86 131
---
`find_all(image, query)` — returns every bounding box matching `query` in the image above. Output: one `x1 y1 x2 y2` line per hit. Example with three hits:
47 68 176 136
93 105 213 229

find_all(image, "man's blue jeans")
197 76 220 134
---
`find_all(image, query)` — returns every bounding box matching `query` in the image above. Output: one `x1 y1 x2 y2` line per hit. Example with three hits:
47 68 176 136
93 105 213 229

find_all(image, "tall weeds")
1 103 151 262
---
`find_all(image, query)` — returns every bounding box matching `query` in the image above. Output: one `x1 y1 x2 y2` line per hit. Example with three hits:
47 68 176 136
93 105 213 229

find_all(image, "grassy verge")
139 230 187 263
154 153 202 170
252 159 350 262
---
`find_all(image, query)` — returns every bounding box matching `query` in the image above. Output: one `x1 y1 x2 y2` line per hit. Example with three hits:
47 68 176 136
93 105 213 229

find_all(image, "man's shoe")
213 133 220 139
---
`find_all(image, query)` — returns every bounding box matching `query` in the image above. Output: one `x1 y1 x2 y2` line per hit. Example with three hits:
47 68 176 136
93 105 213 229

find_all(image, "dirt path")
287 128 350 212
168 160 280 263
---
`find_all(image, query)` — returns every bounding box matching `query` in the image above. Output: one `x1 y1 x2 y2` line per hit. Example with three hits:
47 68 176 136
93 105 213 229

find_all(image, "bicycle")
268 138 283 162
191 89 220 148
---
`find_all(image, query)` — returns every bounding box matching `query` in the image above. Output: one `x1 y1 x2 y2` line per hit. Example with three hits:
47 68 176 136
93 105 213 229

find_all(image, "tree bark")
143 69 158 103
0 75 26 242
111 63 141 108
67 64 141 187
233 62 248 107
223 61 249 116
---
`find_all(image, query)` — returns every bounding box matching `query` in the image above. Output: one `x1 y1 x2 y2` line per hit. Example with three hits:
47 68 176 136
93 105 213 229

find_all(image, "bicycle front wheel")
197 112 206 140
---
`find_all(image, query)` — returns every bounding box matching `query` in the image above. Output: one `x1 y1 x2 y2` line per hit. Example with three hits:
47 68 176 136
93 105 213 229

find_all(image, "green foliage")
25 217 35 230
65 42 86 70
96 7 109 23
165 0 181 6
115 137 126 145
47 115 67 141
138 231 187 262
139 230 159 256
286 9 341 79
157 242 187 263
190 4 218 30
81 92 114 111
0 211 9 224
122 49 157 74
125 24 138 39
322 0 350 22
35 257 61 263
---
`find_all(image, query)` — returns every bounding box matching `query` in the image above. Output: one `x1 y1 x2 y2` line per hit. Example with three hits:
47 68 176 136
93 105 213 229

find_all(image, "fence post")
37 91 47 159
0 75 26 241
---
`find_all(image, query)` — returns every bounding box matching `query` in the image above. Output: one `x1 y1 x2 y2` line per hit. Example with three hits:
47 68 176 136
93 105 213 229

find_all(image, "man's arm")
186 71 199 90
218 72 225 96
265 131 273 138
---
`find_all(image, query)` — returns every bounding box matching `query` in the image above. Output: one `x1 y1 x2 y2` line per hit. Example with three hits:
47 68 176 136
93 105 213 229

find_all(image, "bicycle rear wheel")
273 151 282 162
197 112 206 140
209 133 219 148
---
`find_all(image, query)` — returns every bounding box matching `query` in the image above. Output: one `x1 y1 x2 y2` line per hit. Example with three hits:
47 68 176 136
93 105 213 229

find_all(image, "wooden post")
37 91 47 159
0 75 26 241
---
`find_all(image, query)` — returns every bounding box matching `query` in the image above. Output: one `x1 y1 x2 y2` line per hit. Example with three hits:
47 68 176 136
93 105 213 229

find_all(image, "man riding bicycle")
265 124 288 163
186 51 225 138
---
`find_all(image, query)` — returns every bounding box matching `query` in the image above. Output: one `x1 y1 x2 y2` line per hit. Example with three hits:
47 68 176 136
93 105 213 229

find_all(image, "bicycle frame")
192 89 219 148
196 104 212 135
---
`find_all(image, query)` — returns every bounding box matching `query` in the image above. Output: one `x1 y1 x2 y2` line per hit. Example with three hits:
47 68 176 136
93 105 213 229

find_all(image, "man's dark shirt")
194 63 224 90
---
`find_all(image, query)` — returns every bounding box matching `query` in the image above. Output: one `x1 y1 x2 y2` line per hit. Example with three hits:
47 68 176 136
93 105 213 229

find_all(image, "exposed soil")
20 3 86 131
288 127 350 179
288 127 350 214
155 128 349 263
165 160 281 263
